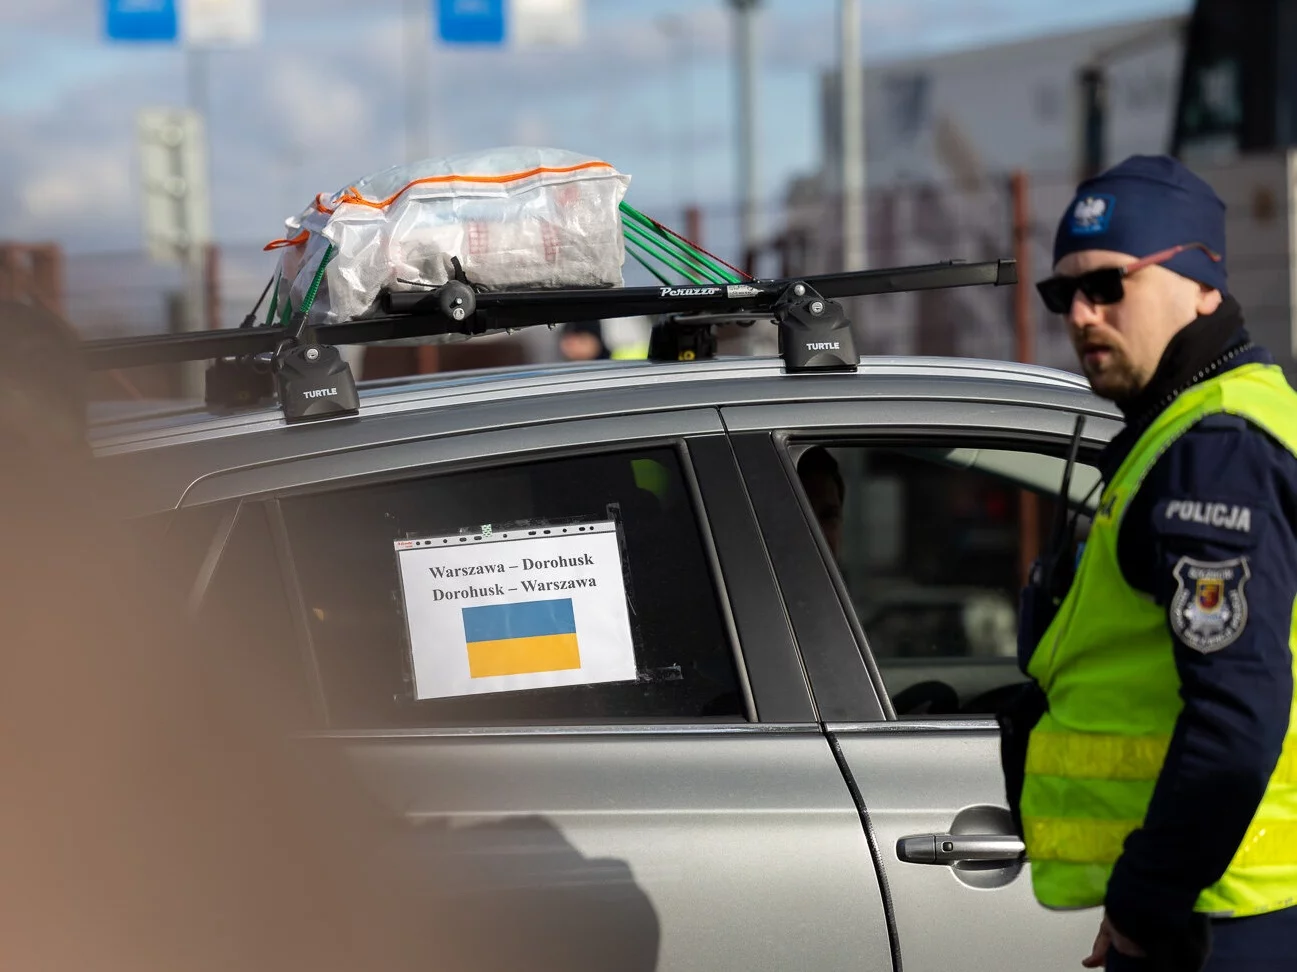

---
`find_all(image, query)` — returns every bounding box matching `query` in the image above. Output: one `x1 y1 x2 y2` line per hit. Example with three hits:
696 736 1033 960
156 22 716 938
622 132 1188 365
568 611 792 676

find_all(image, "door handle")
896 833 1025 865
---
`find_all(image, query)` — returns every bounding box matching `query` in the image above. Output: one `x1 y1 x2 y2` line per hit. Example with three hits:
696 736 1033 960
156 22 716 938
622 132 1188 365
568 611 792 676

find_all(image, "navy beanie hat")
1052 154 1228 294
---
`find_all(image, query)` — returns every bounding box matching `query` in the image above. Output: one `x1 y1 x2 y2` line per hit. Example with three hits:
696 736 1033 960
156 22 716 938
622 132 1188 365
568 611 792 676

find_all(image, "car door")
174 408 895 972
726 393 1123 972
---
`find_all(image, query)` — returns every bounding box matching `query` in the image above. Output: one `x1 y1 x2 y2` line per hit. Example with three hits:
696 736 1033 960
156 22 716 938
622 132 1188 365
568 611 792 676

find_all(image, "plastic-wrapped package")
265 147 632 326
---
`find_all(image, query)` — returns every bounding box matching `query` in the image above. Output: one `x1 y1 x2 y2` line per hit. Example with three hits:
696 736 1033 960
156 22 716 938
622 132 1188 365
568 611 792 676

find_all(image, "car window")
278 446 746 728
196 501 316 729
790 440 1099 718
124 503 232 607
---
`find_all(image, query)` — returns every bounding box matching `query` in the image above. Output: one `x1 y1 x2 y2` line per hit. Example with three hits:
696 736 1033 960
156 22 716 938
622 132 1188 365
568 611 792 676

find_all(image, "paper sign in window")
394 521 638 700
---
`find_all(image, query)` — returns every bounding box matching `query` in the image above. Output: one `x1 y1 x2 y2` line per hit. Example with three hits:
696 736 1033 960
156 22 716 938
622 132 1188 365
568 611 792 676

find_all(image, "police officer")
1007 155 1297 971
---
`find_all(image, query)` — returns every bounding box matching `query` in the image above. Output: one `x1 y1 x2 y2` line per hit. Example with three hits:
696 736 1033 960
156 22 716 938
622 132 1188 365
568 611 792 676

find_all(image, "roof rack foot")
275 343 359 423
775 282 858 373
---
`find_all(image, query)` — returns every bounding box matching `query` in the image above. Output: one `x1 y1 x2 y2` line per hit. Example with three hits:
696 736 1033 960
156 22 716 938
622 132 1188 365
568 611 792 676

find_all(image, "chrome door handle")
897 833 1025 865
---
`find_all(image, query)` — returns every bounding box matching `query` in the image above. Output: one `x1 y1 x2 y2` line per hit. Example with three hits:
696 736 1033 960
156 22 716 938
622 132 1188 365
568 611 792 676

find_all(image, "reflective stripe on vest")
1022 363 1297 918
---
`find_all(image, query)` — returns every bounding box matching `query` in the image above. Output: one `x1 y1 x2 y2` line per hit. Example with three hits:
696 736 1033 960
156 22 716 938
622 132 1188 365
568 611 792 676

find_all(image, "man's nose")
1068 290 1103 332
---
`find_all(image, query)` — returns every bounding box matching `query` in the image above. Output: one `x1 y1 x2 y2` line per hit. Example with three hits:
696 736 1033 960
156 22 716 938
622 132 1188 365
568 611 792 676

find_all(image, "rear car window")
278 446 745 727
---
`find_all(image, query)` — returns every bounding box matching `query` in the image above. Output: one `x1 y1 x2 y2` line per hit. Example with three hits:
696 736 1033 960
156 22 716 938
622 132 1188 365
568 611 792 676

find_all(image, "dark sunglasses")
1036 242 1222 314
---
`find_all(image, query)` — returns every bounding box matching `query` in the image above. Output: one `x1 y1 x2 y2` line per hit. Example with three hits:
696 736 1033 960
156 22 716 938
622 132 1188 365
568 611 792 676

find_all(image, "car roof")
90 354 1107 449
89 353 1120 517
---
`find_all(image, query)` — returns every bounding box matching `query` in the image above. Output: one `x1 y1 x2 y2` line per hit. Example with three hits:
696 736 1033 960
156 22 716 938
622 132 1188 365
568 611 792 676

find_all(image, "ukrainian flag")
462 598 582 679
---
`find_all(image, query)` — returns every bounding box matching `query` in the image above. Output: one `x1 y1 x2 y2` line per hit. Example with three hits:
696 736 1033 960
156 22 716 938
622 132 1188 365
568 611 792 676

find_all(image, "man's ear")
1196 286 1224 316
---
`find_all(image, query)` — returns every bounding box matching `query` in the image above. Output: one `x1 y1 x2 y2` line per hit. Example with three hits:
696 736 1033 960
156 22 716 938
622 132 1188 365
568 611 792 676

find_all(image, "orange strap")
263 229 310 251
335 160 616 211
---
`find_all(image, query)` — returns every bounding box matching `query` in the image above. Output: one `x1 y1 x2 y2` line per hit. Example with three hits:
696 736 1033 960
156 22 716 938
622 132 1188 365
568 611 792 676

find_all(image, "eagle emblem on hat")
1070 194 1115 235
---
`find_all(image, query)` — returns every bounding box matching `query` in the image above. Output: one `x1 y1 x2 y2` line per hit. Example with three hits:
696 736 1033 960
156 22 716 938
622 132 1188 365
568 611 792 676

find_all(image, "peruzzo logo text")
660 287 722 298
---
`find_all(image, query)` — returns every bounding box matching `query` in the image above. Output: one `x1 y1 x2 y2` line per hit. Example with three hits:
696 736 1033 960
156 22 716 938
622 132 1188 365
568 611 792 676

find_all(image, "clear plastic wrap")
265 147 632 327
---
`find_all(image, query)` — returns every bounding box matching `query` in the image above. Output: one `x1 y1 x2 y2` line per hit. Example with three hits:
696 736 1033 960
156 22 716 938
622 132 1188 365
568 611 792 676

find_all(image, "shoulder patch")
1169 556 1251 653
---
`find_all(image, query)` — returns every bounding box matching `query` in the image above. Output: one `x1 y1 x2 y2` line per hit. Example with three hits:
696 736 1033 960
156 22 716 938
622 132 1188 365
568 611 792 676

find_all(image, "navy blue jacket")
1097 332 1297 956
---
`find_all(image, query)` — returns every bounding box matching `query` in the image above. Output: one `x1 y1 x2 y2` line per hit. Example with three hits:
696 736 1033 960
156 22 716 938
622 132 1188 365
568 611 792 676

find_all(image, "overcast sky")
2 0 1190 257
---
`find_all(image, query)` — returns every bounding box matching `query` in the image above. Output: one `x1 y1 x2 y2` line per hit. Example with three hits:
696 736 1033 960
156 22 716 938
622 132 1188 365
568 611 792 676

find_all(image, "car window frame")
730 401 1115 726
178 426 819 730
267 438 758 727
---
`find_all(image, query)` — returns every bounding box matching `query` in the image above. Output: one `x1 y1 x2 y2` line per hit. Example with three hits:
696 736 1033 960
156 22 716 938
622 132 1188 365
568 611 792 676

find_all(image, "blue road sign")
438 0 506 44
105 0 178 42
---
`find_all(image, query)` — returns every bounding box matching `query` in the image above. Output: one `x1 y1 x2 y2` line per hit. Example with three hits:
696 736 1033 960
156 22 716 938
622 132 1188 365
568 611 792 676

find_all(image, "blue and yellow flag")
462 598 582 679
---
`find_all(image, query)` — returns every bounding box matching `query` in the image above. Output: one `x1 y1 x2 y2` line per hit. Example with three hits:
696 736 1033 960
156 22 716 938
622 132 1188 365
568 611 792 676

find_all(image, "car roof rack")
80 257 1018 425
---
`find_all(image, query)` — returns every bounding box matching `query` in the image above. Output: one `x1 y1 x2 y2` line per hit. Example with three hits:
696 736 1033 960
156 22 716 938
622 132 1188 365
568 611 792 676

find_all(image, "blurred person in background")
559 320 610 360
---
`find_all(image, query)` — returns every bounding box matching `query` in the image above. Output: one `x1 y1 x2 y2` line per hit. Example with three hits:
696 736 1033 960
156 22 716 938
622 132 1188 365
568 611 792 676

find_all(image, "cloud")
1 81 142 244
264 57 372 151
2 0 98 33
511 112 552 148
0 0 1189 258
20 154 133 226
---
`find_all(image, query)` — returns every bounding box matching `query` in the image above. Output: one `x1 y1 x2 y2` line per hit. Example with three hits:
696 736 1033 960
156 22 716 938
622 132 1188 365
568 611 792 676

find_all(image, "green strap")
620 203 743 284
298 244 335 319
625 244 674 286
264 272 282 327
623 221 713 284
621 206 723 282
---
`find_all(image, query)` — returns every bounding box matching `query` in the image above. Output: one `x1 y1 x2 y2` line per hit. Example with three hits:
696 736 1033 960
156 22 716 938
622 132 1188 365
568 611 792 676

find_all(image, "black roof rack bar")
81 258 1017 372
84 328 282 372
787 258 1016 300
81 311 472 372
382 257 1016 323
381 258 1017 323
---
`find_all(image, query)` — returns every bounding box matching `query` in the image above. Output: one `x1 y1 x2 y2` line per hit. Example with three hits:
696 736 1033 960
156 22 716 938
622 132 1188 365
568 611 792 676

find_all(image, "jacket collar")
1096 297 1266 481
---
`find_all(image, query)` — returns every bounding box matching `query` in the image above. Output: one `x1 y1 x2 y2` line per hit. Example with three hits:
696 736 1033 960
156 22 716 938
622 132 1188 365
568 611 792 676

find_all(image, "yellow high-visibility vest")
1022 362 1297 918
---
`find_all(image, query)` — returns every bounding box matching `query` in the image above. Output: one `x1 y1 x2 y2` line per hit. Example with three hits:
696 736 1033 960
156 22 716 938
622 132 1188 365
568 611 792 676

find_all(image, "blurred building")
831 15 1185 189
781 6 1297 380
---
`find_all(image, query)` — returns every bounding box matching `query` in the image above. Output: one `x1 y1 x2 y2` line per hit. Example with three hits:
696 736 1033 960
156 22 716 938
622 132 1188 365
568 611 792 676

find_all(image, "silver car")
90 350 1122 972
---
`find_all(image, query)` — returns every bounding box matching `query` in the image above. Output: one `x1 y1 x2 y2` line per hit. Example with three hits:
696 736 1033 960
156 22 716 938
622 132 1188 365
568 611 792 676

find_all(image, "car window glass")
125 503 232 608
791 441 1099 718
198 502 316 729
278 447 745 727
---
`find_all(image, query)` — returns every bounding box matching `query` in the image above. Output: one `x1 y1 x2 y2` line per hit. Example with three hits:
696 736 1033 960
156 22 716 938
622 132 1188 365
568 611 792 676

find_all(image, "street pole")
841 0 866 271
730 0 760 263
1079 65 1106 181
679 24 695 223
405 0 430 163
658 17 694 223
182 47 212 398
185 44 211 329
187 47 209 136
1012 169 1039 588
